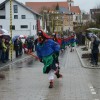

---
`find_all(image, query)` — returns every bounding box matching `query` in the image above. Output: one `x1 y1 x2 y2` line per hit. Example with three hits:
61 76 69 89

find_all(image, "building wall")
0 1 40 37
0 10 5 15
63 14 73 31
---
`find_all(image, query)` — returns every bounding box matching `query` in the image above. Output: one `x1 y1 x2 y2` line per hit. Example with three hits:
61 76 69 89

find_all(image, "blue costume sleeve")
49 39 60 52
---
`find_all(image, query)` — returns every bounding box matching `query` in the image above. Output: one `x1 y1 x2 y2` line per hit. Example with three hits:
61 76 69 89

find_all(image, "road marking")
88 84 100 100
89 84 96 94
92 92 96 94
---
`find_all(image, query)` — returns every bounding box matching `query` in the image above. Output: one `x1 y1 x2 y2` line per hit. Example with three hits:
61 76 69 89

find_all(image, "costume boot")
49 80 53 88
55 70 62 78
0 74 5 79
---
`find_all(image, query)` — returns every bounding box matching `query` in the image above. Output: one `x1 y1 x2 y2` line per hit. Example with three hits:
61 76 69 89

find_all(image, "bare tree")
91 4 100 27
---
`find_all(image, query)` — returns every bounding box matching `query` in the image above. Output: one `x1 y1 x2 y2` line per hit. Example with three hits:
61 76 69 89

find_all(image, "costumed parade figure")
52 33 62 75
70 35 76 52
36 30 62 88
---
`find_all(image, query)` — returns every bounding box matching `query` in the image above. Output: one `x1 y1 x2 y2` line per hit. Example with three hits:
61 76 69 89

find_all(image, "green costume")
42 54 53 73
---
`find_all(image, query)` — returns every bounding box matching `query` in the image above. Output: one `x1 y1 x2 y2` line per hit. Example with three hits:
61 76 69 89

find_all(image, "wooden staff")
28 52 40 61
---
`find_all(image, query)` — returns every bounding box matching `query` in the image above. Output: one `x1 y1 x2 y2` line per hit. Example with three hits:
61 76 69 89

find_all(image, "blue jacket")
36 39 60 59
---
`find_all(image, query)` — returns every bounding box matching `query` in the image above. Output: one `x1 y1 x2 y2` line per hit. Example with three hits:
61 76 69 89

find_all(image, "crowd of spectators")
0 37 10 63
14 37 35 57
0 36 36 64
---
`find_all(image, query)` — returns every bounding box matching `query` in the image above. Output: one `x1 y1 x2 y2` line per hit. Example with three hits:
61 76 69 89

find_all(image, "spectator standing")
19 38 23 56
1 38 7 63
91 36 100 66
14 39 20 58
5 39 10 61
31 38 34 52
27 38 33 53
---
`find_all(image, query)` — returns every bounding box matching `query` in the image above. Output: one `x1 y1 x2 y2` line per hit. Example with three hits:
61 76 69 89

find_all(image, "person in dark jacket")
91 36 100 65
27 38 33 53
5 39 10 61
14 39 20 58
19 38 23 56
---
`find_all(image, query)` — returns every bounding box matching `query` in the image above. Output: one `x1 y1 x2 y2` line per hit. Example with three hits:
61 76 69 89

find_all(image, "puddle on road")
0 57 36 72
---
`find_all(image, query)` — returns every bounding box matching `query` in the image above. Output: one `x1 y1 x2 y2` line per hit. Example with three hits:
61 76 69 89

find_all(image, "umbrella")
12 35 26 42
0 29 11 41
86 33 97 40
0 28 10 36
86 28 100 32
19 35 26 38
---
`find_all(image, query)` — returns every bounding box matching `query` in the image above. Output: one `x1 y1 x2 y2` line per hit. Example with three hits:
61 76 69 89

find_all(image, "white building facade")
0 0 42 37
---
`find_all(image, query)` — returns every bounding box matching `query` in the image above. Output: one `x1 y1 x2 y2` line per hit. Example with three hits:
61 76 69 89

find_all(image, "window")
0 25 2 28
35 25 37 30
14 15 18 19
21 15 26 19
76 16 78 20
0 16 5 19
21 25 28 28
10 25 15 30
33 25 34 30
92 12 94 14
13 5 18 13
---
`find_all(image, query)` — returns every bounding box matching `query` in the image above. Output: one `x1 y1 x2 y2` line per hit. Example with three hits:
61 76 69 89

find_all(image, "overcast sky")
0 0 100 12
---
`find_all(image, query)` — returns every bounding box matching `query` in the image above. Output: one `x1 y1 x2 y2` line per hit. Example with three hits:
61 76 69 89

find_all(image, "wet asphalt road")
0 48 100 100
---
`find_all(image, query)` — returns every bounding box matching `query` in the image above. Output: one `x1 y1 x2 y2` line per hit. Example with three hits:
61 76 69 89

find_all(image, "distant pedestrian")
5 39 10 61
14 39 20 58
70 35 76 52
19 38 23 56
27 38 33 53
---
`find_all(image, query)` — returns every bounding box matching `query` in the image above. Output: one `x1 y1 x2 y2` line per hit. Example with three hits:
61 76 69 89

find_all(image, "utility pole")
10 0 13 61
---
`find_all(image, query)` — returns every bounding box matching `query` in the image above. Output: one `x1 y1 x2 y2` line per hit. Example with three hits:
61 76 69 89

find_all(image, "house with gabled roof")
0 0 42 37
26 0 81 32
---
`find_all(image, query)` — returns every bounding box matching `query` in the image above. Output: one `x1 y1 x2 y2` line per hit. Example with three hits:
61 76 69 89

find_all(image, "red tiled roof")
70 6 81 14
26 2 69 13
26 2 81 14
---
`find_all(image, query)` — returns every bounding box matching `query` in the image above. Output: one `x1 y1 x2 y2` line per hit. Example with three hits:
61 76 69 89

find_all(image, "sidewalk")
1 46 100 70
0 46 100 99
76 45 100 69
0 51 33 70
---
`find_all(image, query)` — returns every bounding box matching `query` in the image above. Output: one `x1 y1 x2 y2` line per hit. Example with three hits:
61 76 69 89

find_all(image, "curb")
76 47 100 69
0 55 32 71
